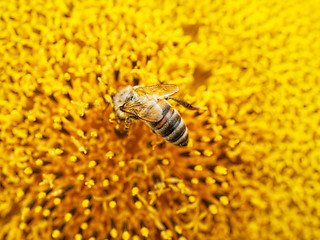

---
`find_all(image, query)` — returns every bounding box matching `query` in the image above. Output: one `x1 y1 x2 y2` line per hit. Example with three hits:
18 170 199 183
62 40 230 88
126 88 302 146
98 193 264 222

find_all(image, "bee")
112 84 198 147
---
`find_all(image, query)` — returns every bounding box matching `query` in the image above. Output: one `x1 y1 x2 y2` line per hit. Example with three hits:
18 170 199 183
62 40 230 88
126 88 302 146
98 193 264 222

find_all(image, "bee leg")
124 116 138 130
124 117 132 130
114 116 135 138
165 97 199 110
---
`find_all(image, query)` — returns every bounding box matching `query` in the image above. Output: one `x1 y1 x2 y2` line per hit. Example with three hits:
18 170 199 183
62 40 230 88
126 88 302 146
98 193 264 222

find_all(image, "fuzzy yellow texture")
1 0 320 239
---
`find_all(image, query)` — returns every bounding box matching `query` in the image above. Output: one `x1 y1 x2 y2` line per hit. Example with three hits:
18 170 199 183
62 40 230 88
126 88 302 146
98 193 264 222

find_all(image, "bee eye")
125 95 134 102
120 106 124 111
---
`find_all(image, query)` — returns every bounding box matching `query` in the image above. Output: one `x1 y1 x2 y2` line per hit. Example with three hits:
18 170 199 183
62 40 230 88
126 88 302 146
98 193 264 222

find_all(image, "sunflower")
1 0 320 239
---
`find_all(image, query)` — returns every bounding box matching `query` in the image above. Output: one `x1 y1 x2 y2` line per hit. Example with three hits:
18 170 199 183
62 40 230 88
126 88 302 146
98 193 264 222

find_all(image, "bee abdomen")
155 108 189 147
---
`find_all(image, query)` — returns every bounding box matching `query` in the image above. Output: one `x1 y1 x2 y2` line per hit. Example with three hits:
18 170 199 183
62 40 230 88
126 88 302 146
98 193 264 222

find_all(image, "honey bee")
112 84 198 147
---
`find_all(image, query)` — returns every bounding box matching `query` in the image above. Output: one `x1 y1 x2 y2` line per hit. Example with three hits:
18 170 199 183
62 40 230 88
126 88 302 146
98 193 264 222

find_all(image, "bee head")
112 85 134 119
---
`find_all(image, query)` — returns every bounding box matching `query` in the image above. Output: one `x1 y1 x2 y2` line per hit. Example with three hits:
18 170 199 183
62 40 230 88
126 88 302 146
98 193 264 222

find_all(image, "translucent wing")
121 99 163 122
121 85 178 122
133 84 179 99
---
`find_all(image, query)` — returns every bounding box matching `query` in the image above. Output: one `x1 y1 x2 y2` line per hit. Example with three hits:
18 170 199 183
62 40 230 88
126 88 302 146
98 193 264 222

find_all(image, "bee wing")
133 84 179 98
122 99 163 122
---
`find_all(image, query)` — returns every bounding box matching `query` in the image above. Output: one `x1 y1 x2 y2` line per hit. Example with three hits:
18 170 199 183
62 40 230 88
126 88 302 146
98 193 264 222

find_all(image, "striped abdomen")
148 100 188 147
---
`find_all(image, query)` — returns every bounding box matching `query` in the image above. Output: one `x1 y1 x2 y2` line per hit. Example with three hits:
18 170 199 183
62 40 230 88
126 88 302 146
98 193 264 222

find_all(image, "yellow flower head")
1 0 320 239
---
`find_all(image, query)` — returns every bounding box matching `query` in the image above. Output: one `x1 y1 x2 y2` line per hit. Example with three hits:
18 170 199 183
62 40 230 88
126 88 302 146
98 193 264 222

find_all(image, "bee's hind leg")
165 97 199 110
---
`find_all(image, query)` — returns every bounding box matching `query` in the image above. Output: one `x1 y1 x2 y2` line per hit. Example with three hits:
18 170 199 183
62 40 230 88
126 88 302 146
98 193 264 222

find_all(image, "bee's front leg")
114 115 138 138
124 117 132 130
125 116 139 130
114 116 131 138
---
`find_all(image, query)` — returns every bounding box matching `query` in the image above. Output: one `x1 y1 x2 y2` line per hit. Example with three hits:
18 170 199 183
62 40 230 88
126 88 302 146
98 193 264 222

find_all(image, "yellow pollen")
36 159 43 166
82 199 90 208
21 207 30 216
174 225 182 234
70 155 78 162
17 189 24 198
222 182 229 189
214 135 222 141
188 196 196 203
205 177 216 185
58 107 68 116
11 110 23 122
194 165 203 171
78 109 85 117
132 235 140 240
201 136 211 142
88 237 95 240
54 198 61 205
19 222 27 230
77 174 85 181
109 112 116 120
141 227 149 237
105 151 114 159
209 204 218 215
80 222 88 230
54 148 64 155
192 150 201 156
204 149 213 156
52 230 60 239
110 228 118 238
12 128 28 138
111 174 119 182
53 116 61 123
130 53 137 61
215 166 227 175
226 119 235 126
88 160 96 168
122 231 130 240
161 230 173 239
191 178 199 184
103 179 109 187
118 160 125 167
84 209 91 215
24 167 33 175
75 234 82 240
135 201 142 209
109 87 117 95
179 237 187 240
90 131 98 138
64 213 72 222
104 95 112 103
35 133 43 139
220 196 229 205
229 139 240 148
109 200 117 208
177 182 185 189
64 73 71 80
132 187 139 196
43 209 50 217
53 122 62 130
34 206 42 213
162 159 170 165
